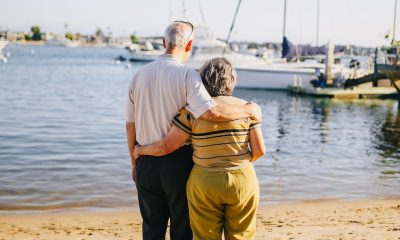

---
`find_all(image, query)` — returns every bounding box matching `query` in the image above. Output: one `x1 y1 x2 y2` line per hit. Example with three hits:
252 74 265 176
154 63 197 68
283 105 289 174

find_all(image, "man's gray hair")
164 22 193 48
199 58 237 97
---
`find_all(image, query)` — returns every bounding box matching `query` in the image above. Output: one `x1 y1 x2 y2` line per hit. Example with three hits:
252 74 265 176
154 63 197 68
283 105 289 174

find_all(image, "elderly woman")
135 57 265 240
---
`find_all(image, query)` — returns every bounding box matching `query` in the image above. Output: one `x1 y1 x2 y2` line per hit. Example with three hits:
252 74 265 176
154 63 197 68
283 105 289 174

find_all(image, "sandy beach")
1 198 399 240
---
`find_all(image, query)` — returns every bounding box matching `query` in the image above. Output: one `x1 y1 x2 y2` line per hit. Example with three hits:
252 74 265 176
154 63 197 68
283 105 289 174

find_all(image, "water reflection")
376 105 400 159
236 90 400 203
372 103 400 177
310 98 331 144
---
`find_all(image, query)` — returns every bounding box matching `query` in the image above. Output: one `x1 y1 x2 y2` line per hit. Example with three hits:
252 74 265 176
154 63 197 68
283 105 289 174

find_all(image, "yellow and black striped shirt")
172 96 260 170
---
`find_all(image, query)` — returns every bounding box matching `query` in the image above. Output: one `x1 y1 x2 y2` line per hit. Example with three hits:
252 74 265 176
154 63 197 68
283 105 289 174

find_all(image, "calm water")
0 45 399 213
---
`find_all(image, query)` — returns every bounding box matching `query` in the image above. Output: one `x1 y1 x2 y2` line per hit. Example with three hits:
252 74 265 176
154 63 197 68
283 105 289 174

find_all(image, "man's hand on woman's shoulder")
246 102 262 122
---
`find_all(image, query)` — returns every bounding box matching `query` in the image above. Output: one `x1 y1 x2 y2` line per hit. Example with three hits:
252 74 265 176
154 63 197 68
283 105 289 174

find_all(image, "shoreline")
1 198 399 240
6 41 126 48
2 195 399 215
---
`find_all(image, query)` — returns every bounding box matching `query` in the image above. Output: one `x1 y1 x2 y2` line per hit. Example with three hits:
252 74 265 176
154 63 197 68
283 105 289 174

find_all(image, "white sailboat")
218 0 367 90
185 0 330 90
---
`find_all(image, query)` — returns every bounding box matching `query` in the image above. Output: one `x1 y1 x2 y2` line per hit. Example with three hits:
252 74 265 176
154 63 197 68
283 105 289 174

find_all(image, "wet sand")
0 198 399 240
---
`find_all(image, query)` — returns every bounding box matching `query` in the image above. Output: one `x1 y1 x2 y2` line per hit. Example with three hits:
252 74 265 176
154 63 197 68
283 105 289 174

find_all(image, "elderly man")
125 21 261 240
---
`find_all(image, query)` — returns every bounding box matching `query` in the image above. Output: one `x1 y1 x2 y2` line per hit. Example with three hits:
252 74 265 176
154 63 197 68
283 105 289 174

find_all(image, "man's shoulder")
136 60 158 73
141 59 197 74
132 59 200 87
182 67 201 84
160 61 201 82
168 62 198 76
129 61 159 84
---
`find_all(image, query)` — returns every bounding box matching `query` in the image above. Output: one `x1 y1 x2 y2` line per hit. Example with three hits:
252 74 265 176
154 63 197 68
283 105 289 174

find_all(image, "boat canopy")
282 36 346 58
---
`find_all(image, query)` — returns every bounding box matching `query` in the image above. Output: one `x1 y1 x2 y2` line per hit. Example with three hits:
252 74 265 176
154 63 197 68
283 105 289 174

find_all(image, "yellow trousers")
186 165 259 240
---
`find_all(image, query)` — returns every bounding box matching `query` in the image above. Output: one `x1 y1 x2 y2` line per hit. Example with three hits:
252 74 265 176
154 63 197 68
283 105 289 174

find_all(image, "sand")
0 198 399 240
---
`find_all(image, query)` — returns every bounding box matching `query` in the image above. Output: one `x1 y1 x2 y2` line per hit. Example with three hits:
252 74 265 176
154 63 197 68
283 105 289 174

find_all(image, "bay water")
0 45 399 213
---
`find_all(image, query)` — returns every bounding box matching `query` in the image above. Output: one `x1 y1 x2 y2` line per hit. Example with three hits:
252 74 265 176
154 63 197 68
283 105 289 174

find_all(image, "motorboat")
234 60 363 90
128 40 164 62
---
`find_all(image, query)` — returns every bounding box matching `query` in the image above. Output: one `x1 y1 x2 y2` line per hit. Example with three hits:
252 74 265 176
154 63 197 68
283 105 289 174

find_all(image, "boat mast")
282 0 288 60
223 0 242 55
393 0 398 44
198 0 207 25
181 0 187 20
169 0 173 22
283 0 287 38
316 0 320 46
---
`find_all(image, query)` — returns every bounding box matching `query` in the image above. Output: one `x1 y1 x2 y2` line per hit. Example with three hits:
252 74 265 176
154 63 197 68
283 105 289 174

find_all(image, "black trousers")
136 145 194 240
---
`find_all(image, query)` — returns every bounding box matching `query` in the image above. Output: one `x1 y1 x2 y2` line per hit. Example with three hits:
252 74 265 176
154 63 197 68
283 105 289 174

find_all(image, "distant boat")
46 38 80 47
128 40 164 62
0 39 7 51
0 39 8 63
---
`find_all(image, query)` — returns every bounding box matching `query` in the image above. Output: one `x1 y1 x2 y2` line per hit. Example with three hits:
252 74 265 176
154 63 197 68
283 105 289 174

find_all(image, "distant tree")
248 42 258 49
31 25 42 41
24 34 32 41
130 33 138 44
65 32 74 41
89 35 96 43
95 27 103 37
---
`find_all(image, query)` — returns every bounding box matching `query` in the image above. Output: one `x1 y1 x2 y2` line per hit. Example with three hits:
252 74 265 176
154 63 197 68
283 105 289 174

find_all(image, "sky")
0 0 398 47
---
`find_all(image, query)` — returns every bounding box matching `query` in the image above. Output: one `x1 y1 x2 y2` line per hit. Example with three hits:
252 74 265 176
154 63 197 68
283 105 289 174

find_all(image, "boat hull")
235 67 316 90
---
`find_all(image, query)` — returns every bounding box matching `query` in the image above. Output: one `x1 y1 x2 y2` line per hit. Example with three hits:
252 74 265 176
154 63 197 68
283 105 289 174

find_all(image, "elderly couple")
125 21 265 240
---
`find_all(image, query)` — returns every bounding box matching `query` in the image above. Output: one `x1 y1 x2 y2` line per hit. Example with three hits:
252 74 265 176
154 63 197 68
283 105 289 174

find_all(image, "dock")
289 44 400 100
288 85 399 99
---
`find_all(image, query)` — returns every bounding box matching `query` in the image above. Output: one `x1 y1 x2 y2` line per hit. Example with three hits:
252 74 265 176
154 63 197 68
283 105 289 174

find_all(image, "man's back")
126 54 213 240
126 54 214 145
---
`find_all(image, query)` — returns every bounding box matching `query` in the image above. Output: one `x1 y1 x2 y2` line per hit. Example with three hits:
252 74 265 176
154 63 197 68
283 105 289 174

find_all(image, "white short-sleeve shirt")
125 54 215 145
